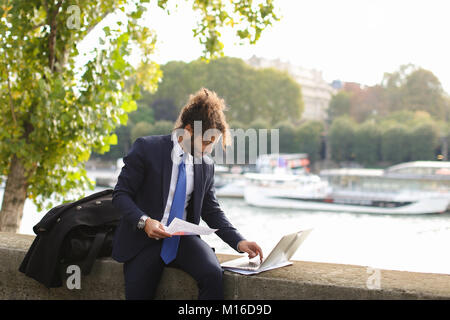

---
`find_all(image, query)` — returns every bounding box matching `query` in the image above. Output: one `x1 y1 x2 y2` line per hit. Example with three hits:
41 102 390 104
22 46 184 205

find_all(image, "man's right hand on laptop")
238 240 264 263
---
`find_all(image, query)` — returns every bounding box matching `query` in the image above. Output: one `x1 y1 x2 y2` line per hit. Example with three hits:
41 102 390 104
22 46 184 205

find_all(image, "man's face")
180 124 220 158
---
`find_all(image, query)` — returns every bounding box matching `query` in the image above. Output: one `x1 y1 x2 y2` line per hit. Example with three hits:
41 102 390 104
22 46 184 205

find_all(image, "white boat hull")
244 186 449 215
215 181 245 198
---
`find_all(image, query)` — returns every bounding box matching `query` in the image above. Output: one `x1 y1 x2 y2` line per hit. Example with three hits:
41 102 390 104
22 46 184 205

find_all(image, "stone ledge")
1 232 449 299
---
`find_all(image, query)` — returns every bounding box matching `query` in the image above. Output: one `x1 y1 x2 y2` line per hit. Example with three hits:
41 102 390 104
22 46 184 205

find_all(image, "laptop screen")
260 229 313 269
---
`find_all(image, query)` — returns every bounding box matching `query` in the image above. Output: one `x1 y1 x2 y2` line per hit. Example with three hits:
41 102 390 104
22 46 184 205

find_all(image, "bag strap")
79 231 108 276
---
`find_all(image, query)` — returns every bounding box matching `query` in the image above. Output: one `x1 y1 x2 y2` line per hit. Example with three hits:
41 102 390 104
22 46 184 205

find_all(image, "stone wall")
1 232 449 299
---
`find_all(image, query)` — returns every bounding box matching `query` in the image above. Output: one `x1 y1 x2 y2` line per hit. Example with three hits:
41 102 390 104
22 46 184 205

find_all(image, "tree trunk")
0 154 29 233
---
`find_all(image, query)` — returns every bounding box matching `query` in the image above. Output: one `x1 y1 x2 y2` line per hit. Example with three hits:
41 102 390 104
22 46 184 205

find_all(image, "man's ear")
180 124 193 148
184 124 192 133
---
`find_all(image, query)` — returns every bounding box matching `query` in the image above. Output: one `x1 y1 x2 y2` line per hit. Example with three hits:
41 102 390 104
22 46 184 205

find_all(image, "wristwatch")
137 215 150 230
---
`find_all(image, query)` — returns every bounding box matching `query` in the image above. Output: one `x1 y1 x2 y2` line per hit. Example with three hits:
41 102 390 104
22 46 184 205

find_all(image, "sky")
82 0 450 94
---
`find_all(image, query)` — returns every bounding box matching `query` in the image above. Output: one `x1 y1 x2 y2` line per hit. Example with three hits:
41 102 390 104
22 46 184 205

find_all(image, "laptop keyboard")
234 260 261 270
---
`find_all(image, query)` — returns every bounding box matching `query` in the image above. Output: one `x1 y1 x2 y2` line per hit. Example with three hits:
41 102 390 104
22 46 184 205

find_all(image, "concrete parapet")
1 232 449 299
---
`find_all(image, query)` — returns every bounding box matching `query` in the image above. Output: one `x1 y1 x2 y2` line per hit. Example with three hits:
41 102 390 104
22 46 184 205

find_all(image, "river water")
4 186 450 275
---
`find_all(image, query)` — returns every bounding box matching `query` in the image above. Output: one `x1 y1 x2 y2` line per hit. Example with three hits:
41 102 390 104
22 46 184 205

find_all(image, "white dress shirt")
160 131 194 226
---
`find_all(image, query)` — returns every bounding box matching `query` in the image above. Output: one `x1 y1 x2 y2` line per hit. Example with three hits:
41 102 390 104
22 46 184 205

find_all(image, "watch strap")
138 215 149 229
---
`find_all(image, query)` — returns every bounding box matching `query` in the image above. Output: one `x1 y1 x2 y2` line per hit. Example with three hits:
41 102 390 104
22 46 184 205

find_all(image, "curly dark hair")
174 87 231 149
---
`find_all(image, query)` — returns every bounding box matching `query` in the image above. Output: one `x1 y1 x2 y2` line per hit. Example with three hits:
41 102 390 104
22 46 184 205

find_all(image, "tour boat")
215 153 310 198
243 165 450 215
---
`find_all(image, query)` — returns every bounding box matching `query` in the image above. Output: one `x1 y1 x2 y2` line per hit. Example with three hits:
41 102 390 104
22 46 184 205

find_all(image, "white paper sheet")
165 218 218 236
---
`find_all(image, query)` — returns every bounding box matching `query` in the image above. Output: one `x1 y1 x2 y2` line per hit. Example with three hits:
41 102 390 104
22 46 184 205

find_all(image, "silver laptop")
221 229 313 271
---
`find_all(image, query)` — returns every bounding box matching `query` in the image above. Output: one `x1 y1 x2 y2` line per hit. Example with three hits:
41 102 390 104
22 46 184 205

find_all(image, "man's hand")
144 218 172 240
238 240 264 262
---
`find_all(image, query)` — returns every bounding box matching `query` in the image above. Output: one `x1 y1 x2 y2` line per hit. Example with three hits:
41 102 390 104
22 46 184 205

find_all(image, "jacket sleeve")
201 165 246 252
112 137 147 228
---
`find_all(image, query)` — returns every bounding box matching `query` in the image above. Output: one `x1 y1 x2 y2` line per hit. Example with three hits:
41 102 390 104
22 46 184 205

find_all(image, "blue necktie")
160 159 186 264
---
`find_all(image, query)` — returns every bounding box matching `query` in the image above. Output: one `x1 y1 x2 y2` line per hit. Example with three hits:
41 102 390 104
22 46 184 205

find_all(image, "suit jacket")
111 134 245 263
19 189 120 287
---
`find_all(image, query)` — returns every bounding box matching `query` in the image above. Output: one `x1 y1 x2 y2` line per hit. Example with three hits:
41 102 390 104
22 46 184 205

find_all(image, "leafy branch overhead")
0 0 278 215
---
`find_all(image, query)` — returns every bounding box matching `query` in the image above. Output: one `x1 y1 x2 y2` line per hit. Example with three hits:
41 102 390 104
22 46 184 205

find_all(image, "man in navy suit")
111 88 263 300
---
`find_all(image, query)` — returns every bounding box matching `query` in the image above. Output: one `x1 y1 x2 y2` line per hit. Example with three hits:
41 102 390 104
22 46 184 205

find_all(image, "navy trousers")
123 235 224 300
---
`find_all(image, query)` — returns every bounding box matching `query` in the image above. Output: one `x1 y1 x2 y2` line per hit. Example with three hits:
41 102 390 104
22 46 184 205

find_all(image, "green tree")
274 120 297 153
295 120 323 163
329 116 357 162
383 109 417 124
0 0 279 232
148 120 174 136
95 101 153 161
142 97 178 122
408 122 439 161
130 119 174 142
128 103 154 126
327 91 351 123
249 117 271 131
380 123 410 163
139 57 304 126
130 121 153 143
403 69 447 119
353 121 381 165
98 122 134 161
382 64 447 119
228 119 248 131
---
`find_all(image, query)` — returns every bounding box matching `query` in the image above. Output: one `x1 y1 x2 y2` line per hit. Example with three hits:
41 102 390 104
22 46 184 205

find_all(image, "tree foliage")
326 110 442 165
353 121 381 166
332 64 449 124
380 123 410 163
130 120 174 142
295 120 324 163
138 56 304 126
0 0 279 231
382 64 448 119
329 116 357 162
327 91 351 123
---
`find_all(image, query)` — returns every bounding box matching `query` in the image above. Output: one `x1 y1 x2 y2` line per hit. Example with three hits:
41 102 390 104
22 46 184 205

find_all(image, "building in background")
246 55 337 122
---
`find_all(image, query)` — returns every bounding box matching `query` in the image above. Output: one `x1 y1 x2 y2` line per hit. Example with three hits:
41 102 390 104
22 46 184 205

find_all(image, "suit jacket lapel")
161 135 173 211
193 159 204 222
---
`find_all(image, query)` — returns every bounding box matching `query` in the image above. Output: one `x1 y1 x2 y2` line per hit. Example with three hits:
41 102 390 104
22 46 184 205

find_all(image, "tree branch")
5 67 17 126
48 0 64 72
84 8 115 38
32 22 47 30
43 0 49 14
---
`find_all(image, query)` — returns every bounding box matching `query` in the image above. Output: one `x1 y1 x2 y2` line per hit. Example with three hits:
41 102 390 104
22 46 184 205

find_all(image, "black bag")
19 188 123 287
56 189 122 276
60 222 117 275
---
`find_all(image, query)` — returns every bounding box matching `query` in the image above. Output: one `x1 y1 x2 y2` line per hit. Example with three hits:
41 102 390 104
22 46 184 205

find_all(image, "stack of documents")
165 218 218 236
